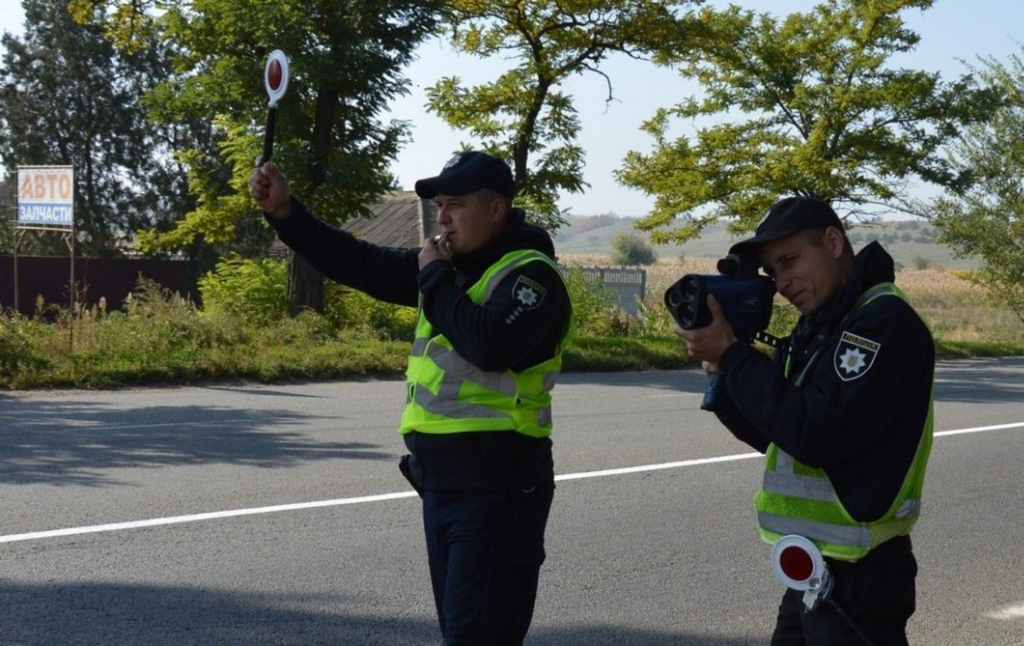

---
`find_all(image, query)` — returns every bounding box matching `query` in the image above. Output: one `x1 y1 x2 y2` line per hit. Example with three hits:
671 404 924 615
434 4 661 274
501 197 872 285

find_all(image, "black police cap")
729 196 843 256
414 151 517 199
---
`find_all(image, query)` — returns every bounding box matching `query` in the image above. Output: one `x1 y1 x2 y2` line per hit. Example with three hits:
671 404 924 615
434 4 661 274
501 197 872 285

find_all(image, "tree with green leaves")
0 0 202 257
0 180 14 254
610 231 657 266
427 0 699 231
618 0 999 244
73 0 443 314
931 49 1024 323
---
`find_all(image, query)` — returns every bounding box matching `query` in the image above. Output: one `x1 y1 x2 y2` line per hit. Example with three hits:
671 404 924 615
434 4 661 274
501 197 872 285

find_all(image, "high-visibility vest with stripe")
398 249 573 439
754 283 935 562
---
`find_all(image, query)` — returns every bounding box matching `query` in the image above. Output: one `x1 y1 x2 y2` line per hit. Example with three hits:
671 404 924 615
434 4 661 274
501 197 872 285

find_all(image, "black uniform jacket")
713 242 935 523
267 198 571 492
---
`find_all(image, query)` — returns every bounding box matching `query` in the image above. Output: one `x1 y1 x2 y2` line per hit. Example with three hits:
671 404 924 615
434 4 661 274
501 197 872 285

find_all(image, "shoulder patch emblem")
512 275 548 311
834 331 881 382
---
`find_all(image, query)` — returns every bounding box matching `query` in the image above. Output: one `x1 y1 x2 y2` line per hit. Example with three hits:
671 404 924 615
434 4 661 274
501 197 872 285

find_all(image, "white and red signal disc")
264 49 289 107
771 534 827 591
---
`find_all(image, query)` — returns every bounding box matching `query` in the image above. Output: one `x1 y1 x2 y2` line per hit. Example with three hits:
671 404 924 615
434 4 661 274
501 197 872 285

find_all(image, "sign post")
15 165 75 348
259 50 290 165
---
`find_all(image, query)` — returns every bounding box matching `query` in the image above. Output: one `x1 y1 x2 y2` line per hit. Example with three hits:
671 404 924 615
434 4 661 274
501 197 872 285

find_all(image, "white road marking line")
1 421 1020 545
648 392 703 398
985 602 1024 621
935 421 1024 436
554 452 763 480
0 492 418 544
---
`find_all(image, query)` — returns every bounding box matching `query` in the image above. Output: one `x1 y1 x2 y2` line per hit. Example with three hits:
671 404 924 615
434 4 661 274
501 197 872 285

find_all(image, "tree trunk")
285 82 337 315
287 250 324 316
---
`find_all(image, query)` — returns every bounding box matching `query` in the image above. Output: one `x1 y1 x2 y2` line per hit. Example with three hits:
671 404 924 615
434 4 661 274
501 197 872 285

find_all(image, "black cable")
825 598 879 646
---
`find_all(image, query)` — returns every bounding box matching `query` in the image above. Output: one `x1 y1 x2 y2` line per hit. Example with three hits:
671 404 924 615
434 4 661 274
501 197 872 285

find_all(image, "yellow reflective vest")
398 249 573 439
755 283 934 562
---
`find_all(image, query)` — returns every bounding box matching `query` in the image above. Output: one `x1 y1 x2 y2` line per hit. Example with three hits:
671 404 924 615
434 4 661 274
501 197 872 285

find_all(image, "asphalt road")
2 358 1023 645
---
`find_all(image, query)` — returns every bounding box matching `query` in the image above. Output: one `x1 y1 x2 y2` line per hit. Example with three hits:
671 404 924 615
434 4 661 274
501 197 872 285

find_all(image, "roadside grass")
1 257 1022 389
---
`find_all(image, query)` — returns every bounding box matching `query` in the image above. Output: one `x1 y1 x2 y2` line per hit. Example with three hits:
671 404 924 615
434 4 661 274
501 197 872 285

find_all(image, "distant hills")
552 214 977 270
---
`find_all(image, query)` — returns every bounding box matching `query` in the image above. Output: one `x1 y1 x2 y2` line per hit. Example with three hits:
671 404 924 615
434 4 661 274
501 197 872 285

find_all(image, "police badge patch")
511 275 548 310
834 331 881 382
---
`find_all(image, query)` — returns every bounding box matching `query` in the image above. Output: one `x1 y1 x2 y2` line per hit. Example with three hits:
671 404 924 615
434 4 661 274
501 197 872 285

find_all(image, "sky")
2 0 1023 217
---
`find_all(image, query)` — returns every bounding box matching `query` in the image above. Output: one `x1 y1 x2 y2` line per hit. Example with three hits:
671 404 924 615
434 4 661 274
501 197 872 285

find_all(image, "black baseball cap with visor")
728 196 844 260
414 151 517 200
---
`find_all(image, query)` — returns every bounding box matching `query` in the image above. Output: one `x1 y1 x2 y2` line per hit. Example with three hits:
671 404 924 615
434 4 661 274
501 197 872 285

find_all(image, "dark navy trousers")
421 482 554 646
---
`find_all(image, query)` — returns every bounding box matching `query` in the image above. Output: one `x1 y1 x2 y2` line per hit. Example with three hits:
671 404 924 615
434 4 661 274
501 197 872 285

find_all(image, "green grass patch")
564 335 689 372
2 268 1023 390
934 339 1024 359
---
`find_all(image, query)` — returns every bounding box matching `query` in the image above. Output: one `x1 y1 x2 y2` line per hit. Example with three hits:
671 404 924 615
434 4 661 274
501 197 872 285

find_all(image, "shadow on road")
561 357 1024 406
0 399 391 487
530 626 758 645
933 357 1024 404
0 579 755 646
559 369 709 394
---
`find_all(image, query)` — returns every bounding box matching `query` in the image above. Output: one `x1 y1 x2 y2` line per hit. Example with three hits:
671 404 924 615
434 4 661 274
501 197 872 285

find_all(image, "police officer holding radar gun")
250 151 572 645
673 197 935 645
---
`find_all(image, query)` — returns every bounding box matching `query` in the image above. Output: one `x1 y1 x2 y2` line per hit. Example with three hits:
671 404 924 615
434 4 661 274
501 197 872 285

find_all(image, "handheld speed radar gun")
664 253 780 410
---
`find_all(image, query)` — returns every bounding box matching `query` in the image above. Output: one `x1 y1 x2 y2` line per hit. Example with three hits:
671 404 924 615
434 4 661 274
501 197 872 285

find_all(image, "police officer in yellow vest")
678 197 934 646
250 151 572 645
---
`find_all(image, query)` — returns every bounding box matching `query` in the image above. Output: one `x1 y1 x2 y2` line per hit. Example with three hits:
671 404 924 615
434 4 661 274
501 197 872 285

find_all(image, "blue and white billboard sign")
17 166 74 227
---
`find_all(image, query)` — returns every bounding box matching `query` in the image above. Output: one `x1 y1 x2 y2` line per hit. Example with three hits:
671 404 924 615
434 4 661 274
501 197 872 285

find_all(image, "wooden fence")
0 255 200 316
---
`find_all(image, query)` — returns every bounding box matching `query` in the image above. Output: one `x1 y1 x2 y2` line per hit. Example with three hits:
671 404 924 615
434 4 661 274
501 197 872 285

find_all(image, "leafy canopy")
0 0 201 257
70 0 442 254
932 48 1024 323
428 0 699 231
618 0 999 244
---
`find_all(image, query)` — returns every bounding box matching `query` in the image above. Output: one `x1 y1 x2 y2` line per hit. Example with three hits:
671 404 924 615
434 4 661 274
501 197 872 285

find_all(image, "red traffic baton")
771 534 833 609
259 49 290 165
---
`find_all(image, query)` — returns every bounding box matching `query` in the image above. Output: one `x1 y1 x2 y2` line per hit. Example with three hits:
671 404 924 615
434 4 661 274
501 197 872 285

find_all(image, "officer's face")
759 227 848 316
435 190 507 255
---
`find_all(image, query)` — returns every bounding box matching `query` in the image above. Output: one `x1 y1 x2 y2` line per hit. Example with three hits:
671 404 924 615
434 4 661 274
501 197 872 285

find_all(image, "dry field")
561 254 1024 344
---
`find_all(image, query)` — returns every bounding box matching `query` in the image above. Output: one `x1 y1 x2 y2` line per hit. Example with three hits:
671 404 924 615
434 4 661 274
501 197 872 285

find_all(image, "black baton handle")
259 106 277 165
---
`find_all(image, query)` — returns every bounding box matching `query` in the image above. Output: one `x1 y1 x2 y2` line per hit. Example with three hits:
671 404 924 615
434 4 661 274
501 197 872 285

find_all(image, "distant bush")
198 255 416 340
198 254 288 325
611 232 657 266
323 285 416 342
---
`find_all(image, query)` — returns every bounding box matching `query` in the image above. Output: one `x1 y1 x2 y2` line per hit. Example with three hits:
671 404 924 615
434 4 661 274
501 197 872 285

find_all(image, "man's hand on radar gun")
675 294 739 371
249 162 293 220
419 233 452 270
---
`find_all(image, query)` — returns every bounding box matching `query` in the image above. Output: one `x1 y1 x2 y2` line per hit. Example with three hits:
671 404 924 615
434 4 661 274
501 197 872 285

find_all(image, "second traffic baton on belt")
771 535 879 646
